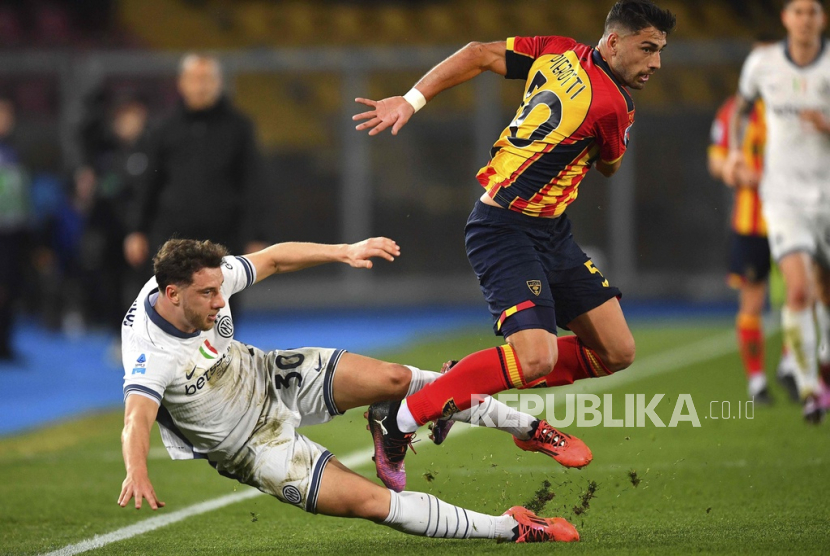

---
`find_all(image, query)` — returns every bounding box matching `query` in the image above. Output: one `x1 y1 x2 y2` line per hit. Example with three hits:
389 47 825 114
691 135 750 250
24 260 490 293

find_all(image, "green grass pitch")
1 318 828 555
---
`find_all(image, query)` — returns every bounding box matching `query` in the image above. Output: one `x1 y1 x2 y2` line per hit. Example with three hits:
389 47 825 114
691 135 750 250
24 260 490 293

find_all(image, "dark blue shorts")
465 201 621 338
727 232 771 287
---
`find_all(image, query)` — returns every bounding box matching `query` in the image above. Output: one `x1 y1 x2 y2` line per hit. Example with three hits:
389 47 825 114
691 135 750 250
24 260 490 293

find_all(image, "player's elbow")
464 41 485 52
596 160 621 178
462 42 489 67
463 41 506 74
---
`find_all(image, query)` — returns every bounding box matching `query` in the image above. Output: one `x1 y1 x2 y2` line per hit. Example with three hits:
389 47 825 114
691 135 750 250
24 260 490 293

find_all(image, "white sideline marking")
41 447 374 556
43 327 746 555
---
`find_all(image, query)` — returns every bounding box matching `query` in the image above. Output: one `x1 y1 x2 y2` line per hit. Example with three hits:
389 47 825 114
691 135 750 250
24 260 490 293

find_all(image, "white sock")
405 366 437 397
383 490 517 540
748 373 767 397
815 303 830 365
405 367 536 439
777 348 795 378
396 400 419 433
450 395 537 439
782 306 819 397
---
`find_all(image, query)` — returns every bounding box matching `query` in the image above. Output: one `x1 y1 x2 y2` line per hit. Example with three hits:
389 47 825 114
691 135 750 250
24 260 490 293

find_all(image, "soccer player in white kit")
117 237 579 543
725 0 830 422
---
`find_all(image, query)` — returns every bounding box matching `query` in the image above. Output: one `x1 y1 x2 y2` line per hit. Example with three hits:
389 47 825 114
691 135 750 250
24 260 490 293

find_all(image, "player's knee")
349 488 391 522
383 363 411 398
516 348 556 381
786 285 812 310
604 337 636 373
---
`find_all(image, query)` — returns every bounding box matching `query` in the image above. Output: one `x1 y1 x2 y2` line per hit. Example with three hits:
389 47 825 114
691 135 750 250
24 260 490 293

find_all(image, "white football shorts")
212 347 346 513
763 202 830 267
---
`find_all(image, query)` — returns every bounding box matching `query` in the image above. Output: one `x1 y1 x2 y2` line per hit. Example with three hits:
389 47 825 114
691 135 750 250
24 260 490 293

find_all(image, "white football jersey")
121 255 260 461
739 41 830 208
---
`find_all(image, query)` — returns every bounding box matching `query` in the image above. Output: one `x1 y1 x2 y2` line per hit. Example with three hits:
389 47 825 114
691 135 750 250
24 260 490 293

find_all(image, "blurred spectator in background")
30 91 154 339
123 53 266 272
80 93 151 319
0 96 30 360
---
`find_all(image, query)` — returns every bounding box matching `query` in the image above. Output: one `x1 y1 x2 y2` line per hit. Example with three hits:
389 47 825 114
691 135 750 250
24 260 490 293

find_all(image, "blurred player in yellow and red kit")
709 92 795 403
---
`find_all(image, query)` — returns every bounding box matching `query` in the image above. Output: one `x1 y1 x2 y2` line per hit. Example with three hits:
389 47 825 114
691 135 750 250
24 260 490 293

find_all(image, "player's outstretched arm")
353 41 507 136
723 95 755 188
119 394 164 510
247 237 400 283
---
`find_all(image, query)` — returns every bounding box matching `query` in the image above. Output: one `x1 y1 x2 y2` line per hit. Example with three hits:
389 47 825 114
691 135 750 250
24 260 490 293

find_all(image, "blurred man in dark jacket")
0 96 30 360
124 54 264 269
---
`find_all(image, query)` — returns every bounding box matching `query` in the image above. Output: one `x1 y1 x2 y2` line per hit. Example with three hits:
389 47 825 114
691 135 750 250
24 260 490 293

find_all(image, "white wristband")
403 88 427 113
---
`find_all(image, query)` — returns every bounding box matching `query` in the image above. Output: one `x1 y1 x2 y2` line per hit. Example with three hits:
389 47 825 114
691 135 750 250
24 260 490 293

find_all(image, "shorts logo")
216 315 233 338
527 280 542 296
282 485 302 505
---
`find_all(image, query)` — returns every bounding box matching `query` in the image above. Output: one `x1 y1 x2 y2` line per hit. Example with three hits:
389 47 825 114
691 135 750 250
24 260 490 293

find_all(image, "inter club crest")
527 280 542 296
282 485 302 505
216 315 234 338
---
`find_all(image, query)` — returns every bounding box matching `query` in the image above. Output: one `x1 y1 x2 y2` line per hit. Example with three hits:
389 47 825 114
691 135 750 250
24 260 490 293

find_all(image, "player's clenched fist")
353 97 415 136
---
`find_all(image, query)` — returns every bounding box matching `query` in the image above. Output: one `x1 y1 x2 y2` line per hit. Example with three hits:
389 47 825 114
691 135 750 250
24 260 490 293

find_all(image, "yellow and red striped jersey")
708 96 767 237
476 36 635 218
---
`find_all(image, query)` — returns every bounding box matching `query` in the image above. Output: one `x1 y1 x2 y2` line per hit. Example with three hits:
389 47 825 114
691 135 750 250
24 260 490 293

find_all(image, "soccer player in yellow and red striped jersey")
354 0 675 490
709 95 778 402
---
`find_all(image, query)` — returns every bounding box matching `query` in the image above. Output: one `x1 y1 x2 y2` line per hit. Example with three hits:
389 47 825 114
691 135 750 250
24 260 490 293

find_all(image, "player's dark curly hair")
154 238 229 289
605 0 677 36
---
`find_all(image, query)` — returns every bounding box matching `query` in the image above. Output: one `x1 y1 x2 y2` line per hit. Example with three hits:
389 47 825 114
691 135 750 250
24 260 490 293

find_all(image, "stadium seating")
116 0 782 49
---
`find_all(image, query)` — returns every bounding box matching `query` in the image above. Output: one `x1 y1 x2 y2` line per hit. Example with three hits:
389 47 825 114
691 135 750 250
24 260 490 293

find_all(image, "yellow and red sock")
523 336 612 389
737 313 764 377
405 344 523 425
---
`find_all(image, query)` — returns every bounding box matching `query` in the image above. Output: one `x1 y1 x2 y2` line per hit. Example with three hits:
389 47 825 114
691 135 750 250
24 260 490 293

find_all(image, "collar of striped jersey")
591 48 634 111
144 287 201 339
591 49 625 88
